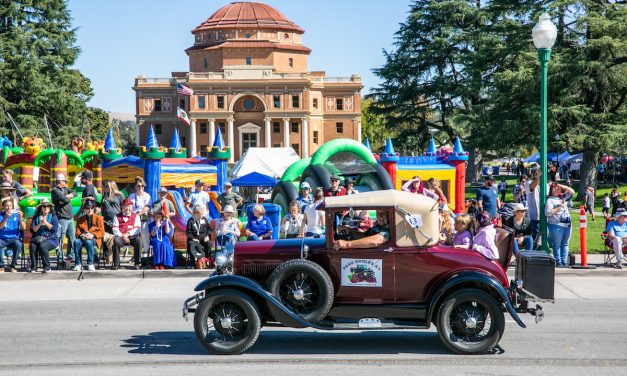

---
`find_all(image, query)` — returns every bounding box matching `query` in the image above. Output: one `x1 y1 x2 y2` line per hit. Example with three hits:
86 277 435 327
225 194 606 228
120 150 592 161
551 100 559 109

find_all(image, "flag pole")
43 115 54 149
175 81 180 136
5 112 24 139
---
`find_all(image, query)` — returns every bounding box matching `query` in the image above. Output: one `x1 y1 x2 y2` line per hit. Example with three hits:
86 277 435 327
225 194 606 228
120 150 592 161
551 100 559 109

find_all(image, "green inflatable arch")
281 157 312 182
310 138 377 166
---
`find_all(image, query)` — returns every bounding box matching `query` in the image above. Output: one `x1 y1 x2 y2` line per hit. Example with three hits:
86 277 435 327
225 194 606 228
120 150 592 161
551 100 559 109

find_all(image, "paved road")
0 276 626 376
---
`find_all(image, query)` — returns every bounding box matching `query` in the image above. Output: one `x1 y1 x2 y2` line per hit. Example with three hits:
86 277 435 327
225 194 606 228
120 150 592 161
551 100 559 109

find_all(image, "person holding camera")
524 167 546 242
545 182 575 267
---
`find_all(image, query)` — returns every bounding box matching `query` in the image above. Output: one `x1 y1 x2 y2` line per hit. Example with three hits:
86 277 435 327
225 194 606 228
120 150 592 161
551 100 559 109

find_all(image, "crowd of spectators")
2 163 626 273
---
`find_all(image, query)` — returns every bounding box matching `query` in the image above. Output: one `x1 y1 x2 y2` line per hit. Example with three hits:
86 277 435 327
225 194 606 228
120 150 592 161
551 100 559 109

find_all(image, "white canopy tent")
229 147 300 180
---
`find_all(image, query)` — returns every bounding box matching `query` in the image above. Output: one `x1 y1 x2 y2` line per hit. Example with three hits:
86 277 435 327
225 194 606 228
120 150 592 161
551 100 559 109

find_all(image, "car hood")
234 236 326 255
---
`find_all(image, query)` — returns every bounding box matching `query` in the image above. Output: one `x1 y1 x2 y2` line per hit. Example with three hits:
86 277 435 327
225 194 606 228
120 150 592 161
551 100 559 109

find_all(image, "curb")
0 268 212 281
0 264 625 281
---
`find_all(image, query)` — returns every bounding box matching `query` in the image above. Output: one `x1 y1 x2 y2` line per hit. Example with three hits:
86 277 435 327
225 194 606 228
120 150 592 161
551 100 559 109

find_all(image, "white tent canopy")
229 147 300 180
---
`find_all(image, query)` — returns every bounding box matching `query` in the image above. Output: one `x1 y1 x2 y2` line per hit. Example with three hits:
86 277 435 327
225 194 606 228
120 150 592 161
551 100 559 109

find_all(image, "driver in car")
334 210 390 250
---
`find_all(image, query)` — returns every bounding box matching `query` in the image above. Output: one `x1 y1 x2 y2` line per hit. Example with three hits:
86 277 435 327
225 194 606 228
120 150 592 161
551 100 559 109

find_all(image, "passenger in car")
453 214 473 249
439 205 454 245
333 210 389 250
471 211 499 259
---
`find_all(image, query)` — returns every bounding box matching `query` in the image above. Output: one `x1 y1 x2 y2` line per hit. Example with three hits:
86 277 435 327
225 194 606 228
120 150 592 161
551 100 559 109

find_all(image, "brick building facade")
133 1 362 162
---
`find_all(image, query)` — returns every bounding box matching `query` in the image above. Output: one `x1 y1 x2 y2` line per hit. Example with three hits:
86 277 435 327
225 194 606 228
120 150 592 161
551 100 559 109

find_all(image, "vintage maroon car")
183 190 554 355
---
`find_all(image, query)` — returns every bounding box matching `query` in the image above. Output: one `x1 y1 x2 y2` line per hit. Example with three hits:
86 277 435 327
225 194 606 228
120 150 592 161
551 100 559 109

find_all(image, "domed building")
134 1 363 162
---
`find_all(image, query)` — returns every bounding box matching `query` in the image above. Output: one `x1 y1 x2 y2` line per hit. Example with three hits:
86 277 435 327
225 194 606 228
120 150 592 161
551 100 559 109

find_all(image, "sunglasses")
136 185 144 188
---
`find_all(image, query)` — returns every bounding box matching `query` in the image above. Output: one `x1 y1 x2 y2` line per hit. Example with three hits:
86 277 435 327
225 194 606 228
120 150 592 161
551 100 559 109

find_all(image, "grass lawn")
466 175 626 253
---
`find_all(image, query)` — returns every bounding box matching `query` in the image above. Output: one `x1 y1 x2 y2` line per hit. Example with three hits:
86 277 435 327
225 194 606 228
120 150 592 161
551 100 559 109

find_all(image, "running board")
318 319 429 330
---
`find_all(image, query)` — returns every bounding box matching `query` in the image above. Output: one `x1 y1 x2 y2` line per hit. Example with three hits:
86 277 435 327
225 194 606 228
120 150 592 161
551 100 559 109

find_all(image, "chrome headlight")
215 252 228 268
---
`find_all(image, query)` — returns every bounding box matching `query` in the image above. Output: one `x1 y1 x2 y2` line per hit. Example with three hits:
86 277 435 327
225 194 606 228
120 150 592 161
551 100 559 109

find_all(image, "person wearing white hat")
504 203 533 254
296 182 313 210
214 204 241 247
1 169 31 200
50 173 77 264
606 209 627 269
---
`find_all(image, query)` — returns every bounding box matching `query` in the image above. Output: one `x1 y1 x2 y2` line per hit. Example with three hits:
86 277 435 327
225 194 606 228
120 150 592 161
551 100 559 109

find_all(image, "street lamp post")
532 12 557 253
555 133 560 180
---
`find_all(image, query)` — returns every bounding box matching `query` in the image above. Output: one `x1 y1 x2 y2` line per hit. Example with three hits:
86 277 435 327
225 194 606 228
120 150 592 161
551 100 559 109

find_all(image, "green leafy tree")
370 0 626 187
0 0 94 147
360 98 391 152
548 1 626 193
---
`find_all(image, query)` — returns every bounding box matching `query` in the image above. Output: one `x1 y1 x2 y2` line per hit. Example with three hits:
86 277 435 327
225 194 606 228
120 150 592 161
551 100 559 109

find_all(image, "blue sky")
68 0 410 114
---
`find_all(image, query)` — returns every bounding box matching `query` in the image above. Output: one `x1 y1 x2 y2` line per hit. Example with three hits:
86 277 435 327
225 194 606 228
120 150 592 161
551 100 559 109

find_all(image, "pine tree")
548 0 626 192
0 0 94 147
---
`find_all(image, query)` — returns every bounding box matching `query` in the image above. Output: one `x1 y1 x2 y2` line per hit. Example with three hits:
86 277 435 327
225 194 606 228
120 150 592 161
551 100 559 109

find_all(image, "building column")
301 117 309 157
264 117 271 148
227 116 234 163
357 120 362 143
135 121 141 147
189 119 197 157
283 117 290 148
209 118 215 147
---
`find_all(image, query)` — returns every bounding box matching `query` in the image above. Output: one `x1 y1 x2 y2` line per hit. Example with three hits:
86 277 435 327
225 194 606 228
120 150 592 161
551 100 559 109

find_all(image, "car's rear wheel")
194 289 261 355
436 289 505 355
267 259 334 323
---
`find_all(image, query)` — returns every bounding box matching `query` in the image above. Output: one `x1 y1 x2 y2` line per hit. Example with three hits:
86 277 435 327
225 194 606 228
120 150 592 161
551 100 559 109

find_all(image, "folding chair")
601 217 627 266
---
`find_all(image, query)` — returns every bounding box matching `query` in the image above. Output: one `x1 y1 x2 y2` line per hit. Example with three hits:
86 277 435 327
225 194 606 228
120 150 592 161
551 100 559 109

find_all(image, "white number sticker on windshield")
406 214 423 228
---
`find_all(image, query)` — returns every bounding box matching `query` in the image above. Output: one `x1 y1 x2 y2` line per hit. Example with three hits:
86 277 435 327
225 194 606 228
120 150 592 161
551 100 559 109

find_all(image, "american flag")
176 82 194 96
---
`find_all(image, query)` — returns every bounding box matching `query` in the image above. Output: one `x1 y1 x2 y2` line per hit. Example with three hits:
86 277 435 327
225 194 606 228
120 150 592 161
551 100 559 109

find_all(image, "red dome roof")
193 2 304 33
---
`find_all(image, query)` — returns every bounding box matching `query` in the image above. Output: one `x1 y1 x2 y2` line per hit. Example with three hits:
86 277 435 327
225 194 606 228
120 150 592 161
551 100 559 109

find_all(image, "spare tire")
267 259 334 323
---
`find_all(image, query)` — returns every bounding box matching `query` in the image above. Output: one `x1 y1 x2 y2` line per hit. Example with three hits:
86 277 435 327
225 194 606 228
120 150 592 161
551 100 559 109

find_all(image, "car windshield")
332 208 391 248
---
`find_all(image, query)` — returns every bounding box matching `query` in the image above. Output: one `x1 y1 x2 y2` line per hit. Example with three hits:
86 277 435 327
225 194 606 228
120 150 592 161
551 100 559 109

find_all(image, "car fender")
427 271 526 328
194 274 328 330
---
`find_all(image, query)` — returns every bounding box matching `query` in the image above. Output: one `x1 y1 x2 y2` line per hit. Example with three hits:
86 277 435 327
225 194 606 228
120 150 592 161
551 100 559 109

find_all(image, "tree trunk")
578 149 598 200
466 148 483 183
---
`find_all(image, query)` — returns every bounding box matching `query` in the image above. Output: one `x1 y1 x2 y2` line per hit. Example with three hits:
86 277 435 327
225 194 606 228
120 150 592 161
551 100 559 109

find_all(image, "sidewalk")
0 253 623 281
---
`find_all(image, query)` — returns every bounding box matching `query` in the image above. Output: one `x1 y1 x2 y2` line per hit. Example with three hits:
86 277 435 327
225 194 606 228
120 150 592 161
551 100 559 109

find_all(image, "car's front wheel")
436 289 505 355
267 259 334 323
194 289 261 355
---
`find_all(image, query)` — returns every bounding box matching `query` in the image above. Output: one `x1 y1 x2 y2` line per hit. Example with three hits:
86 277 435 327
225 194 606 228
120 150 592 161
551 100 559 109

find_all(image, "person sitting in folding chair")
606 209 627 269
73 201 104 271
186 205 210 269
0 197 25 273
112 199 141 270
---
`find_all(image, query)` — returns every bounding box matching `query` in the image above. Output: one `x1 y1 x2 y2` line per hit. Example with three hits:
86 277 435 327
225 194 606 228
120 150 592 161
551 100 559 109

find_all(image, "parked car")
183 190 554 355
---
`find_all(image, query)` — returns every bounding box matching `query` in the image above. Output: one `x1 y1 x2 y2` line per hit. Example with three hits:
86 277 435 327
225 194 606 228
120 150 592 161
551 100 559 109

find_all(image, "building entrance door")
241 132 257 155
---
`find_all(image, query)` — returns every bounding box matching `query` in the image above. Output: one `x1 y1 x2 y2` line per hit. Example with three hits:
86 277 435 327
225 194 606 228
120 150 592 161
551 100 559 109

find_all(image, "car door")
326 208 396 304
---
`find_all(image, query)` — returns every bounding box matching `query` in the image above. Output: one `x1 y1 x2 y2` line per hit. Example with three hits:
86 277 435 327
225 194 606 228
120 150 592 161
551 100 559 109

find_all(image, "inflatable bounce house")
271 136 468 214
99 126 229 248
377 137 468 213
0 136 107 218
271 138 395 212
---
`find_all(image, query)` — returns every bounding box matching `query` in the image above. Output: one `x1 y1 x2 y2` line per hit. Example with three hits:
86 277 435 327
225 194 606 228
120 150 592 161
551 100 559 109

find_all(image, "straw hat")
36 198 53 209
0 182 15 191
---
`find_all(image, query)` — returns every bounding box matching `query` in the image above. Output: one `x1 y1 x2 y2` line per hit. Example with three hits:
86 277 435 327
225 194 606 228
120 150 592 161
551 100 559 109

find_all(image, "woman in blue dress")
149 209 175 270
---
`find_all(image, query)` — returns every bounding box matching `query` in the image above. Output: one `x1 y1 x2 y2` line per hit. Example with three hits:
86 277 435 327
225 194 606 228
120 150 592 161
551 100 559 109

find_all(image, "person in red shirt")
324 176 347 197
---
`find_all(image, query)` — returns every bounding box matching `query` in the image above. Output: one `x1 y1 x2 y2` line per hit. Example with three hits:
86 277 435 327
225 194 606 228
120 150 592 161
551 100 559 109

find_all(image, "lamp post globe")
532 13 557 49
533 12 557 254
